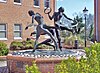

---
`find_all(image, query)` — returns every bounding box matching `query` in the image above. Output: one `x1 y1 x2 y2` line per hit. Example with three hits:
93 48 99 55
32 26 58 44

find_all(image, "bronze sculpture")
45 7 74 51
25 10 58 52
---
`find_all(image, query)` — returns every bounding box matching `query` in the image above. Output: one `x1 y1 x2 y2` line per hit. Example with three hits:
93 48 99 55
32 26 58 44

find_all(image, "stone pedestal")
7 55 63 73
7 49 85 73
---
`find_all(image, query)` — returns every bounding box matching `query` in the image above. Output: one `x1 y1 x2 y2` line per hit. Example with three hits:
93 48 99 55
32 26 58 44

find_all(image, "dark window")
14 0 21 3
34 0 39 7
44 0 50 8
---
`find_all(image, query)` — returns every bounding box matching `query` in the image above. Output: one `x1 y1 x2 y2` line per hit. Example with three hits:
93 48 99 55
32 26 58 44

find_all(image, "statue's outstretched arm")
63 13 73 21
25 16 34 30
48 12 55 20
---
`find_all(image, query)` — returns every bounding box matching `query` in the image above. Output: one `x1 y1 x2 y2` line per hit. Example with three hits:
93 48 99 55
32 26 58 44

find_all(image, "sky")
56 0 94 18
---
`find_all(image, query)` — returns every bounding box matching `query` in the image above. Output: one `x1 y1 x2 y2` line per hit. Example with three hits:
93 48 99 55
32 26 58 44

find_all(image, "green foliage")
89 24 94 40
38 44 53 49
10 41 23 50
22 40 34 49
25 61 41 73
55 43 100 73
63 15 85 48
10 40 34 50
0 42 9 56
60 30 67 38
73 15 84 34
64 34 84 47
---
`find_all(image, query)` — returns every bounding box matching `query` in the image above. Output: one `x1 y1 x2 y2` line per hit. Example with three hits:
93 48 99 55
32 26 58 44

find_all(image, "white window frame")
34 0 40 8
14 0 21 5
44 0 50 8
14 24 22 39
0 0 7 3
0 24 7 40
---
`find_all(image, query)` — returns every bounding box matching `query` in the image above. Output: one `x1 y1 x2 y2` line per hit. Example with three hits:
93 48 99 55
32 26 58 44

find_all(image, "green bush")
0 42 9 56
22 40 34 49
38 44 53 49
64 35 85 47
55 43 100 73
10 41 23 50
25 61 41 73
10 40 34 50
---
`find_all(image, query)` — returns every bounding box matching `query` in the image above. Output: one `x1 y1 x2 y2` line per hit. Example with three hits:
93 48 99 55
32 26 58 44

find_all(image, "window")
14 24 22 39
0 24 7 40
0 0 7 2
14 0 21 5
34 0 40 7
44 0 50 8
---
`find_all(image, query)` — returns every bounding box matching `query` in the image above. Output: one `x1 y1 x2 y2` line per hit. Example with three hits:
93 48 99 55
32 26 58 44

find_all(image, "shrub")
10 41 23 50
25 61 41 73
10 40 34 50
55 43 100 73
0 42 9 56
22 40 34 49
64 35 87 48
38 44 53 49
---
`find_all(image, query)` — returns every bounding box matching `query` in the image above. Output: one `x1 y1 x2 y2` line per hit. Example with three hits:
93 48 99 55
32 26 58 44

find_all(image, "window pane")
0 24 6 30
0 32 6 38
14 0 21 3
45 2 49 7
14 32 21 37
14 24 21 30
44 0 50 7
0 24 6 38
34 0 39 6
14 24 22 38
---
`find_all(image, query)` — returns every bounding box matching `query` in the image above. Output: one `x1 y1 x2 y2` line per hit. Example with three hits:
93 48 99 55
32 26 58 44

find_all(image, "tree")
86 14 94 40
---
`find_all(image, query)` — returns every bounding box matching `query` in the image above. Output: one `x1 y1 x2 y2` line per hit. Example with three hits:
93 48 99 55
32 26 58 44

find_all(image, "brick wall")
94 0 100 42
7 55 62 73
0 0 55 46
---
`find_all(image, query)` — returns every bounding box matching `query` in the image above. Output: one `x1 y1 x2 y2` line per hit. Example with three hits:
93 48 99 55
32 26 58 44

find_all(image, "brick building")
0 0 55 46
94 0 100 42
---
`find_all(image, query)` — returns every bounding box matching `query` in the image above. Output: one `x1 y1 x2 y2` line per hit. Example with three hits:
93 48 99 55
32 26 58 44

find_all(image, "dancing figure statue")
25 10 58 52
44 7 75 51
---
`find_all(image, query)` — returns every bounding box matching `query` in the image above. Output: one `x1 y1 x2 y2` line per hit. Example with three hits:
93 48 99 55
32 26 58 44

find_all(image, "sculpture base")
7 55 63 73
7 49 85 73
